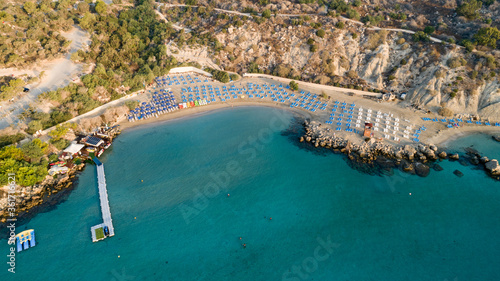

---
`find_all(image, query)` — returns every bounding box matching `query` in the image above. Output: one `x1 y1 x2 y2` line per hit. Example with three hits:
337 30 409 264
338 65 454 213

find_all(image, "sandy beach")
116 74 499 147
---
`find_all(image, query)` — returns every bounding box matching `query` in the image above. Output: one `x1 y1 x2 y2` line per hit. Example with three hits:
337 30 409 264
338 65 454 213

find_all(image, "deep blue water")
2 107 500 281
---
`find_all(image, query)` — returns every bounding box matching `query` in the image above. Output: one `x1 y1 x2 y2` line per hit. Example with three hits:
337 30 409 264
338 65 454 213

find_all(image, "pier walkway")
90 157 115 242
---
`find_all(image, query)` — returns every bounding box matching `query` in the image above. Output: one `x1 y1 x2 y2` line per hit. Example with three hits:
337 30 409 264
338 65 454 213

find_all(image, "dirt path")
154 7 191 32
0 26 91 130
155 2 444 43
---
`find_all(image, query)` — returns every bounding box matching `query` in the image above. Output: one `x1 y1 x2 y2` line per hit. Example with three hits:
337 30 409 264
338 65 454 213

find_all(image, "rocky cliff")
164 7 500 119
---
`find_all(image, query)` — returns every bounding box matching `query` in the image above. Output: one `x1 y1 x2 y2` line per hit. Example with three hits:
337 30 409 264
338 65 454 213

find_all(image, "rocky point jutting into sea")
299 119 500 180
0 163 85 238
0 126 121 236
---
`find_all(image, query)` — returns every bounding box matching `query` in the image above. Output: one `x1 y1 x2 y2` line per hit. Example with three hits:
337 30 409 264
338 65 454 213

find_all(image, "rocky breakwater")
299 120 500 180
464 148 500 180
0 163 86 229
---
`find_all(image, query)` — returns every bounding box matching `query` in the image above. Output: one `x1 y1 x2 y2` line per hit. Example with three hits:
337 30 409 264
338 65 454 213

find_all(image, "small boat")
103 226 109 236
96 149 104 157
104 142 111 149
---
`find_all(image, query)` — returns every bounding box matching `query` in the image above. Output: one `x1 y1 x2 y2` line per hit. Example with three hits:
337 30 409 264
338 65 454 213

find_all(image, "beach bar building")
16 229 36 252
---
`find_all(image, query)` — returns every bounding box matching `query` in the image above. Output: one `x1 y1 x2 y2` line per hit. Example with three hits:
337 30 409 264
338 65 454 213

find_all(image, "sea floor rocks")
453 170 464 177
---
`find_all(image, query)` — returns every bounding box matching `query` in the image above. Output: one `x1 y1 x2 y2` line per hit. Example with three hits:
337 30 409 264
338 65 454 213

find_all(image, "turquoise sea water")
2 107 500 281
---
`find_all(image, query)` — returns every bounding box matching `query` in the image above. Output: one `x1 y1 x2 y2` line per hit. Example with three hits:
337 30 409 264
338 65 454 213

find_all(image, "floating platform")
90 158 115 242
16 229 36 252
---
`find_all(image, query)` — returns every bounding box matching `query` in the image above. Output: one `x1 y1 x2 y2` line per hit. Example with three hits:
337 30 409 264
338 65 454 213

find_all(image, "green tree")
262 9 271 19
218 71 230 83
0 133 25 148
424 26 435 34
316 29 326 38
289 80 299 91
229 74 239 81
27 120 43 135
95 1 108 16
48 124 70 139
346 9 360 20
456 0 482 20
77 2 90 14
23 1 37 15
79 12 96 30
20 139 46 162
461 39 476 52
413 31 430 42
474 27 500 48
125 100 139 110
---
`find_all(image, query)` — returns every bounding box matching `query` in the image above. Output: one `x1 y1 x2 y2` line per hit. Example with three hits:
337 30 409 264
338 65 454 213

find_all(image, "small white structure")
63 142 85 155
61 142 85 160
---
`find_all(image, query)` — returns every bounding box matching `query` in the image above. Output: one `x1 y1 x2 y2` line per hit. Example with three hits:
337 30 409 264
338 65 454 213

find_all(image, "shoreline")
118 100 312 131
118 96 499 148
1 104 499 232
430 126 499 147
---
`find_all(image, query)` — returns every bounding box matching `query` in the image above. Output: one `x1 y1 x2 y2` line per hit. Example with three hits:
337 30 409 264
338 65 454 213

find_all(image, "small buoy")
269 217 272 220
118 255 120 258
141 180 143 182
134 217 136 219
239 237 242 240
409 193 412 195
227 194 230 197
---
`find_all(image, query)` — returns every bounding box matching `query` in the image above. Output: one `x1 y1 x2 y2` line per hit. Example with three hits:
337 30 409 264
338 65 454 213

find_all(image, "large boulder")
402 161 414 172
403 145 417 160
438 151 447 159
449 153 459 160
485 159 500 176
415 162 430 177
